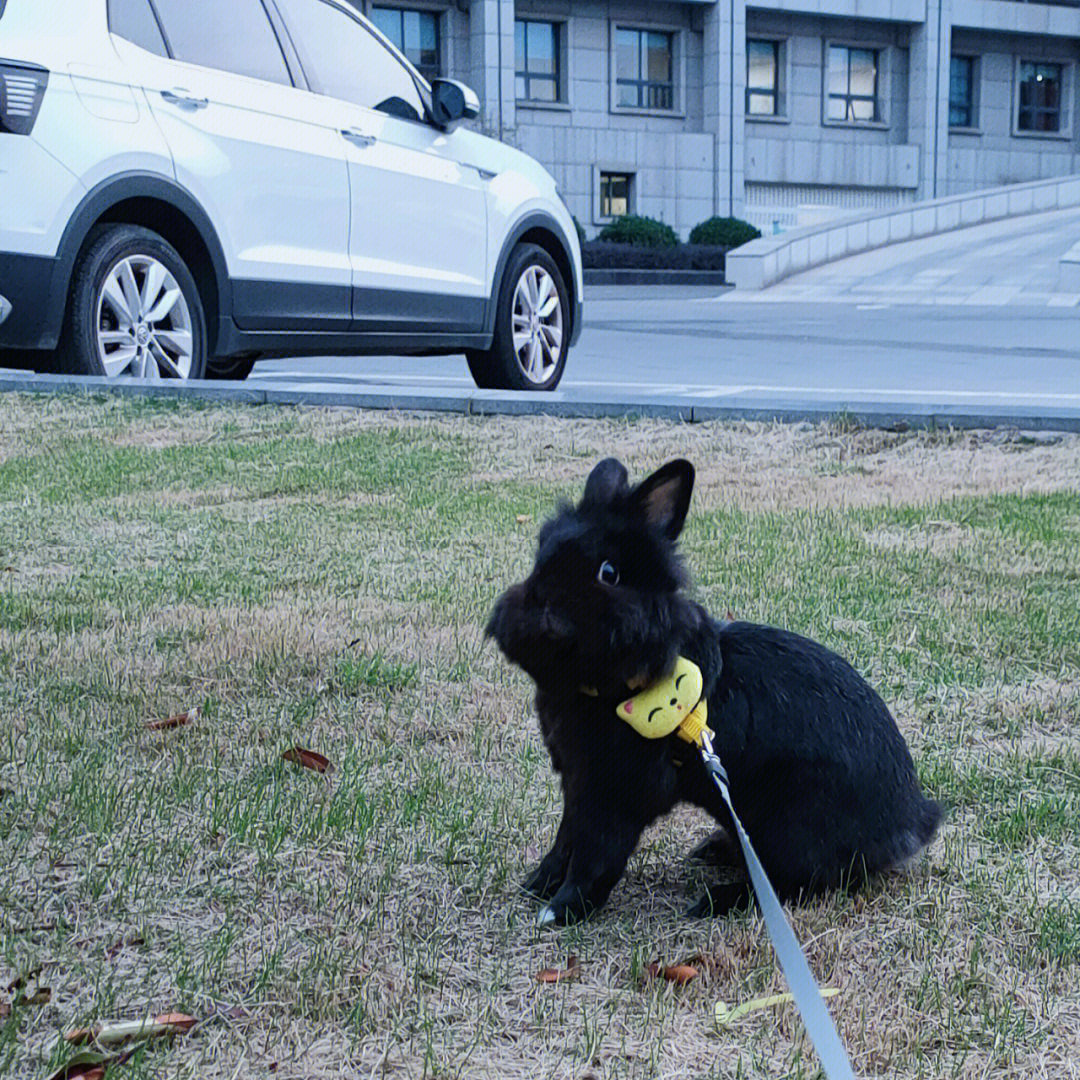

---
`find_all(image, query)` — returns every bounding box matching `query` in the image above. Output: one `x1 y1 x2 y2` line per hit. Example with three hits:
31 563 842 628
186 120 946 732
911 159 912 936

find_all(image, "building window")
370 7 440 81
826 45 880 123
949 55 976 128
746 38 782 116
1017 60 1063 132
615 28 674 110
516 20 562 102
599 172 633 218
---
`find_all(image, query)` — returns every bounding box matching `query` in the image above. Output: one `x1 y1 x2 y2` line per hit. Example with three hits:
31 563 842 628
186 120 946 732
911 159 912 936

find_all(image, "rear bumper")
0 251 63 350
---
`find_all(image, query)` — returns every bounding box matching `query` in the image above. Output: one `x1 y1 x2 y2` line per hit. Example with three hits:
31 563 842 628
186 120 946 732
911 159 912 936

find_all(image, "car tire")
466 243 568 391
205 354 258 381
59 224 207 380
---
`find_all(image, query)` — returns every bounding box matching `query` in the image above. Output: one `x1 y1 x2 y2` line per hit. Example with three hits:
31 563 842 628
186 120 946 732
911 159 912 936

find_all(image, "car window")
150 0 292 86
275 0 426 121
108 0 168 57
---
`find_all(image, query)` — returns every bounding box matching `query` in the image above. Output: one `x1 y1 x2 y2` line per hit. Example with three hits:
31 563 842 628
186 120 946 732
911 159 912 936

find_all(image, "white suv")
0 0 582 389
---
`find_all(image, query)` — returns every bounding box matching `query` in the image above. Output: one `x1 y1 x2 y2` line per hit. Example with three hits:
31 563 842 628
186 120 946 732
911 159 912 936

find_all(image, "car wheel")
60 224 207 380
466 243 568 391
205 354 258 381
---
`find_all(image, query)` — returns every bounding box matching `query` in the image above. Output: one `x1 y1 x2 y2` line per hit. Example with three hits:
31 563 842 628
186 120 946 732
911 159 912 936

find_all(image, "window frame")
274 0 430 120
146 0 297 87
822 40 889 129
949 54 980 132
107 0 170 56
593 166 635 226
745 36 788 122
515 17 568 109
368 4 443 82
610 23 682 117
1013 57 1073 140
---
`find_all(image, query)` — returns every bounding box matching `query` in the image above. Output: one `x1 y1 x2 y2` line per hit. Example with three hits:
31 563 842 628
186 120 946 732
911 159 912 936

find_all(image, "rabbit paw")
688 829 743 868
686 881 753 918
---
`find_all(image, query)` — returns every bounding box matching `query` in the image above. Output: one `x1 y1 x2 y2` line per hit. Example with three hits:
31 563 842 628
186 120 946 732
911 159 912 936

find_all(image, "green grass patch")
0 395 1078 1078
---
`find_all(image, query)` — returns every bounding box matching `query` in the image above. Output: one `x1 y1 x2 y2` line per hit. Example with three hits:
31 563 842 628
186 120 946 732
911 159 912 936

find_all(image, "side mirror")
429 78 480 130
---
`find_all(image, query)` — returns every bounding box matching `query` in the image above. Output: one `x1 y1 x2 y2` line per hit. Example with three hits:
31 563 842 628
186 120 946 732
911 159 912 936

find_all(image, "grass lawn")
1 393 1079 1079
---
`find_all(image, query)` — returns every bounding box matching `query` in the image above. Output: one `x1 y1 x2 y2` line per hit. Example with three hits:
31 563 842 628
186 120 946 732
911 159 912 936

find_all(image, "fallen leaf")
643 960 699 985
536 955 580 984
715 988 839 1026
145 706 200 731
0 1001 10 1019
67 1012 197 1046
47 1048 135 1080
725 609 736 623
515 514 532 524
662 964 699 984
282 747 333 774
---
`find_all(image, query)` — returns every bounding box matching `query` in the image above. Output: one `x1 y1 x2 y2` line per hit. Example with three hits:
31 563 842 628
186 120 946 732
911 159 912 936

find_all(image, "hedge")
596 215 679 248
688 216 761 247
582 241 726 270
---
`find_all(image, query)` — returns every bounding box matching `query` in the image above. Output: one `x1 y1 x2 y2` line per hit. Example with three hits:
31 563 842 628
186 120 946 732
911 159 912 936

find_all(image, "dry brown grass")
1 395 1078 1079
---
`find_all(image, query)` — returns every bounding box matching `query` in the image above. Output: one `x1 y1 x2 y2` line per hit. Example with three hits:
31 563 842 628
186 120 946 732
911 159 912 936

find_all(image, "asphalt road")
252 206 1080 415
251 289 1080 412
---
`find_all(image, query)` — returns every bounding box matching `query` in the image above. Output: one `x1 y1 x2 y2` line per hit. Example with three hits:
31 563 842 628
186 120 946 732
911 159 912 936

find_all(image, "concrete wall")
727 172 1080 289
511 0 716 236
945 28 1080 194
372 0 1080 240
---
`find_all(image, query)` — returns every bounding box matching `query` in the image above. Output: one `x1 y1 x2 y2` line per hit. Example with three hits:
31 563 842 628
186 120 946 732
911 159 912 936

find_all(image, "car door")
272 0 488 334
111 0 352 330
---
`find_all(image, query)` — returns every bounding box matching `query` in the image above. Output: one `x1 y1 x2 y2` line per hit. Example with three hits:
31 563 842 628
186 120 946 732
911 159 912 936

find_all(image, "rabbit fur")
486 457 942 925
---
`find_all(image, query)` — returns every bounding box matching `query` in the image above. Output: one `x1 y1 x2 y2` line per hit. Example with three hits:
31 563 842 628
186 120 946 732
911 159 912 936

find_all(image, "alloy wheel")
95 254 194 379
511 265 563 386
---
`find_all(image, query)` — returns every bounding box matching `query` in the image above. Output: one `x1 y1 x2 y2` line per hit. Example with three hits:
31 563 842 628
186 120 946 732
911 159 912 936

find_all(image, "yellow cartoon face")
616 656 704 739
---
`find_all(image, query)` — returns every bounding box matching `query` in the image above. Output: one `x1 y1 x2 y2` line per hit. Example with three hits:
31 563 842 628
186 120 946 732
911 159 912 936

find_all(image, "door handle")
161 88 208 110
341 127 376 148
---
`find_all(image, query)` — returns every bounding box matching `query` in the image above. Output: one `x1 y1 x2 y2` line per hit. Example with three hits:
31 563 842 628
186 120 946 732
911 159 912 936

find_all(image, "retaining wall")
726 173 1080 290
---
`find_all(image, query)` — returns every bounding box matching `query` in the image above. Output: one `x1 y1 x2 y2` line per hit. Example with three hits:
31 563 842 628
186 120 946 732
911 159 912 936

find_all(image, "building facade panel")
345 0 1080 237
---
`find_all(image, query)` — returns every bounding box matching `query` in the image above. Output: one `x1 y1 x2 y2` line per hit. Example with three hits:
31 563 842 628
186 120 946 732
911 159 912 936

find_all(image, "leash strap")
699 734 857 1080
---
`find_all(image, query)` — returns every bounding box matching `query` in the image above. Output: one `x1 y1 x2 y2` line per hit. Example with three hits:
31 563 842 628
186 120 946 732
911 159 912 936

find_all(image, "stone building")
355 0 1080 236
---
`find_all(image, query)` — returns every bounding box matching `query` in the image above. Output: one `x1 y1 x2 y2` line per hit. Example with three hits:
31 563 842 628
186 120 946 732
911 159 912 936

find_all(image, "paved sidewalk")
725 204 1080 307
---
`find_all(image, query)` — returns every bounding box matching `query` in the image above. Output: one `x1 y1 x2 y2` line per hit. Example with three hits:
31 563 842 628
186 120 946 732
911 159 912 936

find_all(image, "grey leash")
700 731 857 1080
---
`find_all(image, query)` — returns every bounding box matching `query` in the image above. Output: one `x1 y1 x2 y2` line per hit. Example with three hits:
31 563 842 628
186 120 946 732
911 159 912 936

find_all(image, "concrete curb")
2 371 1078 433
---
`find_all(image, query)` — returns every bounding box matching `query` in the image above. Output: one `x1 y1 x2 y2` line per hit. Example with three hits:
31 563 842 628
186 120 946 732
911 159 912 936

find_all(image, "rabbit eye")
597 560 620 586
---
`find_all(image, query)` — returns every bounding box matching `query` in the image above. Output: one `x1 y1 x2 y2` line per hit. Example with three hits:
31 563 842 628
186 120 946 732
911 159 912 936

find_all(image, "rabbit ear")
582 458 629 507
633 459 695 540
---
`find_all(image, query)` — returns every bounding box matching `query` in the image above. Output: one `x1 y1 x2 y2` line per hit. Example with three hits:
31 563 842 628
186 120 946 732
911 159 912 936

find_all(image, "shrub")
582 242 725 271
689 216 761 248
596 214 678 249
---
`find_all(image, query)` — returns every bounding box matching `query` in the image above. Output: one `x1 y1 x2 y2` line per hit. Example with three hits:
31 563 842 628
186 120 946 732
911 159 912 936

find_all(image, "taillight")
0 60 49 135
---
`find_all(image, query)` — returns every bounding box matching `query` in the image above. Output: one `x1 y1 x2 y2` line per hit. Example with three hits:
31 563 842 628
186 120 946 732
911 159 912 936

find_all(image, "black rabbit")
487 457 942 925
